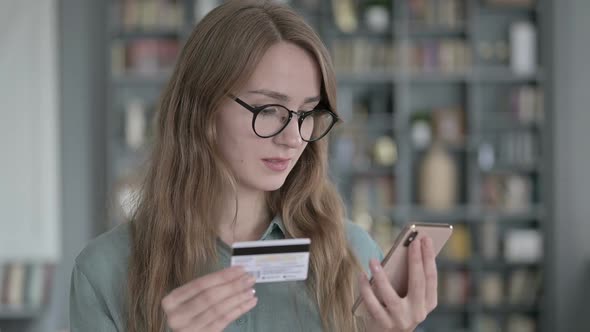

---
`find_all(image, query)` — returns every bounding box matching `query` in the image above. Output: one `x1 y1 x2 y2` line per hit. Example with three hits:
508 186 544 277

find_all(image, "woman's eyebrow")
246 89 321 104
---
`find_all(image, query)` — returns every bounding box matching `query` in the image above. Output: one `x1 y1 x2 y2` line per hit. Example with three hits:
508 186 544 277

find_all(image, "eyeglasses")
233 97 339 142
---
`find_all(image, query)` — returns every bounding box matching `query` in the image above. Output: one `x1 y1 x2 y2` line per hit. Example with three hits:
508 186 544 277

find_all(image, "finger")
167 273 256 329
368 259 403 314
358 272 393 329
162 266 247 311
407 235 426 306
198 290 258 332
422 236 439 312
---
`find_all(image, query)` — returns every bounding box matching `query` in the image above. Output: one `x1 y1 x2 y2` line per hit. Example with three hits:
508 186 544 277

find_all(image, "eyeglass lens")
254 105 334 141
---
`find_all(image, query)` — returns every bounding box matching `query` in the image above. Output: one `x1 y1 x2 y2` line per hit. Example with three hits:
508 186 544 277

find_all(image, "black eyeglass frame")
233 97 339 142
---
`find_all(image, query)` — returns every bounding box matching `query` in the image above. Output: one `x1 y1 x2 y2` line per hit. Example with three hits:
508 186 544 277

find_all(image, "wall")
550 0 590 331
25 0 107 331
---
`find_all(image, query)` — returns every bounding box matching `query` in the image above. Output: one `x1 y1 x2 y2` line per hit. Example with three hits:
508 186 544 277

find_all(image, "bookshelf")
104 0 549 331
321 0 548 331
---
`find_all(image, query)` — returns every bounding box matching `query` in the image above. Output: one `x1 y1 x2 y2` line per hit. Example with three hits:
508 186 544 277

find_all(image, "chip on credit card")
230 238 311 283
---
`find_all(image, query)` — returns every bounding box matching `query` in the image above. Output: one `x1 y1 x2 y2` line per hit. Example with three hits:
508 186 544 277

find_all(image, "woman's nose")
274 116 303 147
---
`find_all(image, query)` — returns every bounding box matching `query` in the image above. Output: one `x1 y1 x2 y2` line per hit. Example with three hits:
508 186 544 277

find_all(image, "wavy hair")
127 1 364 331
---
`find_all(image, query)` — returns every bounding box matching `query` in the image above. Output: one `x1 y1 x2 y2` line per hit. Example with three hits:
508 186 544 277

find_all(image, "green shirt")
70 217 383 332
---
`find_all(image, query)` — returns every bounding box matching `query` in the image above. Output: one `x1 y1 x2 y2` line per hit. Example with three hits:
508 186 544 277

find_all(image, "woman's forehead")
243 42 322 101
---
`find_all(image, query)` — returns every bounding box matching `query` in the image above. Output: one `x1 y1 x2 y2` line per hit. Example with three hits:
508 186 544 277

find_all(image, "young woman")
70 1 438 331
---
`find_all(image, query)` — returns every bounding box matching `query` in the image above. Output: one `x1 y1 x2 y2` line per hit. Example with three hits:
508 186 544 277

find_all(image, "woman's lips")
262 158 291 172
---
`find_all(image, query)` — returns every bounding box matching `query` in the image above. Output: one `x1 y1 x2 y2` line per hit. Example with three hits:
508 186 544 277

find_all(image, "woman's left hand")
358 236 438 332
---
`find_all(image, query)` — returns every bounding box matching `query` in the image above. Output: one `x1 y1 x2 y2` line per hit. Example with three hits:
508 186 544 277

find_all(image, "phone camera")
404 231 419 247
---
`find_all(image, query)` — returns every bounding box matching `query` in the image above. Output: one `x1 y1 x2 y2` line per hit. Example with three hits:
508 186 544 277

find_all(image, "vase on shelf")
419 142 458 211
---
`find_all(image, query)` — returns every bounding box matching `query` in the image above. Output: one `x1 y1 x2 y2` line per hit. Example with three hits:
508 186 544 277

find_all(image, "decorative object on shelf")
419 143 458 210
510 21 537 75
363 0 391 33
411 112 432 149
125 99 148 150
478 142 496 171
432 107 465 146
372 135 398 166
331 0 358 33
504 229 542 263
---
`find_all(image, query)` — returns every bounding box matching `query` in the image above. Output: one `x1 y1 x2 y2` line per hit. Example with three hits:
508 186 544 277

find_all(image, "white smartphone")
352 222 453 314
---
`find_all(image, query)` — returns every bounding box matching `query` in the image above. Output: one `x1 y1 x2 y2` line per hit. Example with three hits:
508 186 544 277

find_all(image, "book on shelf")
124 99 156 151
510 86 544 125
441 223 471 262
332 38 470 74
0 262 55 310
408 0 465 29
473 314 502 332
332 37 471 74
481 174 533 211
351 175 396 214
119 0 184 31
408 39 471 74
479 219 500 260
439 270 470 305
506 314 536 332
332 38 397 74
111 38 181 78
480 272 504 306
507 268 541 306
411 106 465 148
485 0 536 8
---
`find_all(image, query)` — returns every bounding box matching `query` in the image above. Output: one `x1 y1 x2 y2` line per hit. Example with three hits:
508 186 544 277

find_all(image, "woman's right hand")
161 266 258 332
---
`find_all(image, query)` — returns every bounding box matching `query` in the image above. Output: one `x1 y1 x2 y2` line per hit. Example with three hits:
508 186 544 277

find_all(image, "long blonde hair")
127 1 364 331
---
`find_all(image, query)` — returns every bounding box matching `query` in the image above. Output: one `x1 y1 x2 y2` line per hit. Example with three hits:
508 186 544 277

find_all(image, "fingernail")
248 275 257 284
370 260 381 272
251 288 256 296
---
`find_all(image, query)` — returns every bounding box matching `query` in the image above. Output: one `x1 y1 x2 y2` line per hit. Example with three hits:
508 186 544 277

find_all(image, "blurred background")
1 0 589 331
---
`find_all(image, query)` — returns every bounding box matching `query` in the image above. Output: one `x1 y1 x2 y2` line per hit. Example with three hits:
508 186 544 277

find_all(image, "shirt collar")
217 215 286 259
259 215 286 240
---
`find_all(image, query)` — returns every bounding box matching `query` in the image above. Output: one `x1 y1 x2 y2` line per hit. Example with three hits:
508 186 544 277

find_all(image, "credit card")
230 238 311 283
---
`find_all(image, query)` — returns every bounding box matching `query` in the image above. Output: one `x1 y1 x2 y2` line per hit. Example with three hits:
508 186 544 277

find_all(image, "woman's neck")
217 187 272 245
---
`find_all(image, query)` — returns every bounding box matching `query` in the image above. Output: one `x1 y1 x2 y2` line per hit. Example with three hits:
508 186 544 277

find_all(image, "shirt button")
237 318 245 325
